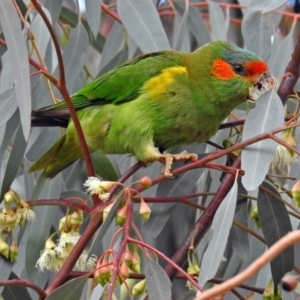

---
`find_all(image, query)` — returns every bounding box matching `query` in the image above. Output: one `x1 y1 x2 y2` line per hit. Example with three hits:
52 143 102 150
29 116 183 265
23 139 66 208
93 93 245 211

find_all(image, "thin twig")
195 230 300 300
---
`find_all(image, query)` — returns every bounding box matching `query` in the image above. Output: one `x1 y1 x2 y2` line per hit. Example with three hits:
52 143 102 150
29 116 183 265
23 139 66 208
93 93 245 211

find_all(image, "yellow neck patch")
143 66 187 98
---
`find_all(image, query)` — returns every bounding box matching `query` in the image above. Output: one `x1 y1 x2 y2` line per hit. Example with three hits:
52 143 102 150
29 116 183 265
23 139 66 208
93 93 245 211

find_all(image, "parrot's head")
191 41 274 103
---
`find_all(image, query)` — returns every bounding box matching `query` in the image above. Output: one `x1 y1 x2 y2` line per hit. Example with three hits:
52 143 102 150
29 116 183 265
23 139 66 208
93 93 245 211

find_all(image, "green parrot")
30 41 272 178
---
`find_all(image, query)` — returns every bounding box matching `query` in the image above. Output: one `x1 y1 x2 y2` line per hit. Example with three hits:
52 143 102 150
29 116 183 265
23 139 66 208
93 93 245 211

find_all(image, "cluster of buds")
94 246 142 289
0 190 35 262
36 209 94 272
0 237 18 263
186 249 200 291
263 279 281 300
1 190 35 230
272 128 297 169
100 177 152 226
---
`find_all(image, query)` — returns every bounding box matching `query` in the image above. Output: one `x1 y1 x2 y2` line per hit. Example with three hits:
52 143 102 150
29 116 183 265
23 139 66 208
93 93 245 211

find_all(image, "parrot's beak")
247 73 276 102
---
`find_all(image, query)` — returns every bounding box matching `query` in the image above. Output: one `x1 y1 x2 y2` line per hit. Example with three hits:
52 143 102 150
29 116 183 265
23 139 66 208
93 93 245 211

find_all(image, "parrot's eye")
233 64 245 75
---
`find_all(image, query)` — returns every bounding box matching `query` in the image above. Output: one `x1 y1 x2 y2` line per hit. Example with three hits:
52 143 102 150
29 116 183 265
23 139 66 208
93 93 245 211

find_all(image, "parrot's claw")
158 152 198 177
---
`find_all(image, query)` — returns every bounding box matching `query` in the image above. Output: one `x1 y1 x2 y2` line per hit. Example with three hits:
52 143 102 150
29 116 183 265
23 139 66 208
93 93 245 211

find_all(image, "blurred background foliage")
1 0 300 299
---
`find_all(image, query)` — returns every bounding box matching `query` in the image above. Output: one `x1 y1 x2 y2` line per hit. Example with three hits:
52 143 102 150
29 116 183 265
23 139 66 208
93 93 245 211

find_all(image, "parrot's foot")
158 151 198 177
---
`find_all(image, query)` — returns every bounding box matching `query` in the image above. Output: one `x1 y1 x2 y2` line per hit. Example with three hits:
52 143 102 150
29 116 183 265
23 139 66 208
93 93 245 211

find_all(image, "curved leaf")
0 88 17 127
208 0 227 41
0 0 31 140
1 124 27 198
117 0 170 52
199 178 237 285
45 274 89 300
2 272 32 300
30 8 52 59
42 0 63 24
53 23 89 94
229 196 250 261
258 182 293 288
85 0 102 37
0 258 13 295
241 89 284 191
145 259 172 300
173 0 210 47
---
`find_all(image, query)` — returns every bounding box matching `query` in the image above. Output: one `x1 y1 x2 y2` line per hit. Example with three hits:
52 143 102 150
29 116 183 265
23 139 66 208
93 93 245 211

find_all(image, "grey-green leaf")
0 124 27 198
117 0 170 52
145 259 172 300
0 0 31 140
208 0 226 41
241 89 284 191
53 23 89 93
258 182 293 287
45 274 89 300
199 178 237 285
85 0 102 37
0 88 17 127
173 0 210 47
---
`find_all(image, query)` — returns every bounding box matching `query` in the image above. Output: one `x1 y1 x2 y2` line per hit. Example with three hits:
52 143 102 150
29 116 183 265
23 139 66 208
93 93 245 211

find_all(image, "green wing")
41 51 185 112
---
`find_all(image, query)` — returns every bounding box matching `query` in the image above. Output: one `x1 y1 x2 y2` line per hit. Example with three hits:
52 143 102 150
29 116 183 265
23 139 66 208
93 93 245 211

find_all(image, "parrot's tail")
29 135 78 178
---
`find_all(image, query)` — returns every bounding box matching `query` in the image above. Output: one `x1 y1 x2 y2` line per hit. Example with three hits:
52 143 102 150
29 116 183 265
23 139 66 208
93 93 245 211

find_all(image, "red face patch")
211 58 235 80
212 58 268 81
245 61 268 75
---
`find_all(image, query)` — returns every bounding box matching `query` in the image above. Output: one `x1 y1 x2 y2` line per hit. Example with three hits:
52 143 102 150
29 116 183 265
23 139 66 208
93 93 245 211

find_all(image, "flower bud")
119 261 129 280
70 210 83 230
122 249 133 266
94 260 113 287
187 265 199 275
139 199 151 222
250 206 261 229
281 274 298 291
130 252 141 273
4 191 16 203
292 180 300 207
132 279 146 296
140 177 152 188
9 241 18 263
0 238 9 259
115 205 127 226
2 208 17 230
58 215 72 231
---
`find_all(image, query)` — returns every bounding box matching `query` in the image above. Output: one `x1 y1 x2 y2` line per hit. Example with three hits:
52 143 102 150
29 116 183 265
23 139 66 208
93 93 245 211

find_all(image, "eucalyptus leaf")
241 89 284 191
258 182 293 288
45 273 89 300
117 0 170 52
145 259 172 300
0 0 31 140
199 177 237 286
1 124 27 199
2 272 32 300
52 23 89 93
85 0 102 38
173 0 210 47
0 258 13 295
208 0 226 41
0 88 17 127
41 0 63 24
